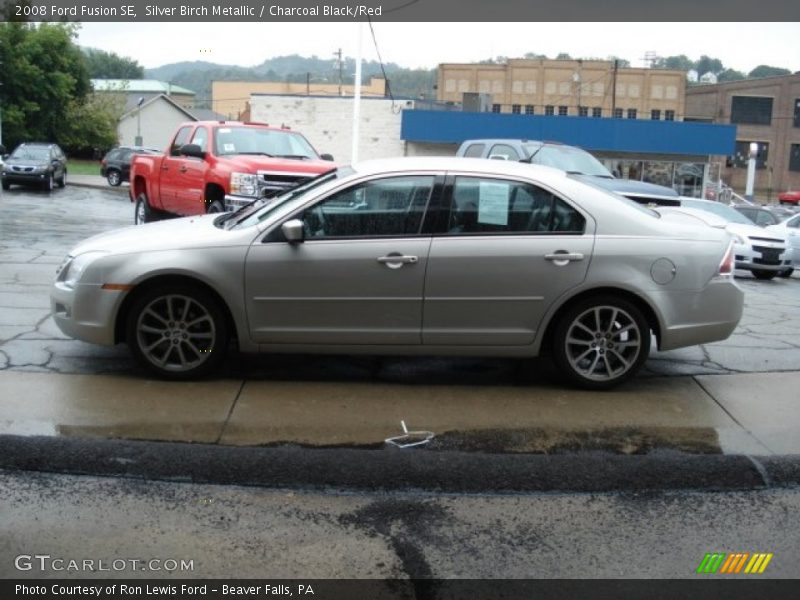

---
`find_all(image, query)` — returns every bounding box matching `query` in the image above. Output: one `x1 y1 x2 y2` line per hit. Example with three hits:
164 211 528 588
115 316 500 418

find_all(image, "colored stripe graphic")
696 552 772 574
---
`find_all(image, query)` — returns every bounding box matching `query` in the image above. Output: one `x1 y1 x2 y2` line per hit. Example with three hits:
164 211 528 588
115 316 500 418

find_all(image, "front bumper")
2 171 50 185
50 281 125 346
224 193 256 212
734 241 790 272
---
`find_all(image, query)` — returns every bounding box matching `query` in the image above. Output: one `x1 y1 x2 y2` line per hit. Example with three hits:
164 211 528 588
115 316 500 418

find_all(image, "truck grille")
257 171 315 197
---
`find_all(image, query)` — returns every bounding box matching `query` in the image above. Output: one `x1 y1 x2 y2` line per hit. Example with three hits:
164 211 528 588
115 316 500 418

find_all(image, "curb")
2 434 799 493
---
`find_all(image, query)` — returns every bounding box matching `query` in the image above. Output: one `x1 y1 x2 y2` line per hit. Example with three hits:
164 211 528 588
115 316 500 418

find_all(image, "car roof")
350 156 570 181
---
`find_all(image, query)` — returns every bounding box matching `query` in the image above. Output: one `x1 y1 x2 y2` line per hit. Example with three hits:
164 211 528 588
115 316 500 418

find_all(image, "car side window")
788 215 800 229
462 144 485 158
489 144 521 161
191 127 209 152
756 211 776 226
170 126 193 156
445 177 585 235
300 176 434 239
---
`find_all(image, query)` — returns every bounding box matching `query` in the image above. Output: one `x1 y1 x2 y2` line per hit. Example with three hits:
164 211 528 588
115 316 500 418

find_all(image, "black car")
101 146 160 186
733 204 781 227
1 142 67 191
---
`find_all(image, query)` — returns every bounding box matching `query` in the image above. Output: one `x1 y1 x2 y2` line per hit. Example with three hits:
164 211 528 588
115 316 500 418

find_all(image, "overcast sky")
77 22 800 74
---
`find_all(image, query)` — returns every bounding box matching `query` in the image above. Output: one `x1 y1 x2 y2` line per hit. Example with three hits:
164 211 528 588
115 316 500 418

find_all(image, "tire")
751 269 777 281
44 173 54 192
552 295 651 390
57 169 67 188
207 199 225 214
1 180 9 191
778 268 794 278
107 170 121 187
126 283 230 380
134 193 152 225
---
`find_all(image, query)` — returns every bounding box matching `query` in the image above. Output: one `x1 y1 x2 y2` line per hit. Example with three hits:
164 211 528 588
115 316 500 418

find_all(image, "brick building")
685 73 800 198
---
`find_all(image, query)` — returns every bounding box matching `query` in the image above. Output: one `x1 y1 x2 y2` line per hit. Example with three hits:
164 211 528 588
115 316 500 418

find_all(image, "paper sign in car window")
478 181 510 226
223 143 236 152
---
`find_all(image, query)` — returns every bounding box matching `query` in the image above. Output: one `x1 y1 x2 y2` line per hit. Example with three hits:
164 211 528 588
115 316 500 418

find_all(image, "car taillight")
718 241 734 277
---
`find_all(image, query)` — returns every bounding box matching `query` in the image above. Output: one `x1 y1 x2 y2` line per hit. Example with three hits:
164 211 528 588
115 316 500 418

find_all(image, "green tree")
653 55 694 71
0 22 100 152
694 55 724 77
82 47 144 79
717 68 746 82
748 65 791 79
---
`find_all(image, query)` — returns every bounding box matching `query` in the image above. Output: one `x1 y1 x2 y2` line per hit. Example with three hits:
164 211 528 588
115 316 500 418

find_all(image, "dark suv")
1 142 67 191
101 146 160 187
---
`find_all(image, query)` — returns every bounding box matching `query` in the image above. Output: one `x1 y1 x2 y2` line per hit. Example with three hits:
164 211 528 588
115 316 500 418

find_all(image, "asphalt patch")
1 434 797 493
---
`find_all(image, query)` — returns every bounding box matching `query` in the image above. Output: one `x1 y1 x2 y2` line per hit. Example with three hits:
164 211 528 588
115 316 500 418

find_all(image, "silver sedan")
51 158 743 389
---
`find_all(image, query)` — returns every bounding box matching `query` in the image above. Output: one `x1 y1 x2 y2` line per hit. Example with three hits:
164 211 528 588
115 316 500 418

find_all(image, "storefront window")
643 162 674 188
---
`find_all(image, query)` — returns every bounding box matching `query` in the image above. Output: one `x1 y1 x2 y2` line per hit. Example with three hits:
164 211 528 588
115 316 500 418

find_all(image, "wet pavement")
1 186 799 459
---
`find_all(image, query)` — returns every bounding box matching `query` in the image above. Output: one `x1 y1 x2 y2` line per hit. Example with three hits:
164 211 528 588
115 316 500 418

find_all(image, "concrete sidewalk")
68 174 126 191
0 369 797 456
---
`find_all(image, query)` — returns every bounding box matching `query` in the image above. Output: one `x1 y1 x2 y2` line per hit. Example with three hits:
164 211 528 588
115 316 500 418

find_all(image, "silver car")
51 158 743 389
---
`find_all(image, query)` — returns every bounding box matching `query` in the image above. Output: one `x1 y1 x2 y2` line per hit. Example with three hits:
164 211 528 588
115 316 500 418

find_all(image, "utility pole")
611 59 618 115
334 48 344 96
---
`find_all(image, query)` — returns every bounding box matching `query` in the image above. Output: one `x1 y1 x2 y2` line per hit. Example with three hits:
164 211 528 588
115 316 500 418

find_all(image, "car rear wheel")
552 296 650 390
126 284 229 380
751 269 777 280
107 170 121 187
134 193 152 225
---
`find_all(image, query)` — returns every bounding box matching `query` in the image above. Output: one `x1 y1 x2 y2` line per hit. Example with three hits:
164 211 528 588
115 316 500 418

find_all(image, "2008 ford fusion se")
51 158 743 389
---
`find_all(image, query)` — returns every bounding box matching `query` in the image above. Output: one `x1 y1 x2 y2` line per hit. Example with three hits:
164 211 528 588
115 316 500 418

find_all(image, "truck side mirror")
180 144 206 159
320 153 334 162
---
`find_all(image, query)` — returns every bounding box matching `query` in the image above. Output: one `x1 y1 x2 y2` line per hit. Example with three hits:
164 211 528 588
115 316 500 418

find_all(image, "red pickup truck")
130 121 335 224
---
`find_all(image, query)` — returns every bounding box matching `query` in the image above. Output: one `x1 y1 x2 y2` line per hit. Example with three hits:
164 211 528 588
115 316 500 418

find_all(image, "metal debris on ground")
385 420 435 449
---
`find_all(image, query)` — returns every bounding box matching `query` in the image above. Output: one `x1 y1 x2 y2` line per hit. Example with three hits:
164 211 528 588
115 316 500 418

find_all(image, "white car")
656 198 791 280
766 212 800 277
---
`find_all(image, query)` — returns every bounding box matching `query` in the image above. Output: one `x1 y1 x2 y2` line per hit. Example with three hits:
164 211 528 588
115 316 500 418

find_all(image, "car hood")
727 222 786 241
68 215 241 257
656 207 786 241
5 156 49 168
575 175 679 197
215 155 335 174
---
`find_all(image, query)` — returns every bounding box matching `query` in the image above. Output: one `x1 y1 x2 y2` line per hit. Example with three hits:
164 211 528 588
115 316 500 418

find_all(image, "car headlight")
59 251 107 289
730 233 746 245
230 172 258 197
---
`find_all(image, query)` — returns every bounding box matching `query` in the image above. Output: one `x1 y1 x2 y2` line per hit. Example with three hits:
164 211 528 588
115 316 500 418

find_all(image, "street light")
745 141 758 202
135 97 144 146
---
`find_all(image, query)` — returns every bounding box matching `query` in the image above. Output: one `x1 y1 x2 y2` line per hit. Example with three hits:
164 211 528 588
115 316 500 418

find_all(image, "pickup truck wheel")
207 200 225 214
751 269 777 281
107 170 121 187
134 193 153 225
126 284 229 380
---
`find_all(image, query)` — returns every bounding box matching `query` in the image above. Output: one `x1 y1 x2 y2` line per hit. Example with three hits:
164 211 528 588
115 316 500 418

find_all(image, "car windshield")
230 167 354 229
214 126 318 159
681 199 755 225
11 146 49 160
524 144 612 177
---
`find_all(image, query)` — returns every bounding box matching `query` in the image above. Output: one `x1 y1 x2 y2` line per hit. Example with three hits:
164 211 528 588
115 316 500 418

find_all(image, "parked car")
733 204 780 227
456 139 681 205
656 198 791 280
129 121 335 224
101 146 161 187
765 212 800 277
1 142 67 191
51 158 743 389
778 190 800 206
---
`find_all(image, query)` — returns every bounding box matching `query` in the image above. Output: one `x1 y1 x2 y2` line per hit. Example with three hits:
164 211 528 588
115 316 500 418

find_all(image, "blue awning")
401 110 736 156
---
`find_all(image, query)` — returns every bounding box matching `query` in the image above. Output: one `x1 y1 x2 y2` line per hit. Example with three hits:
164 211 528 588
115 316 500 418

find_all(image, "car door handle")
377 254 419 269
161 165 169 171
179 166 188 173
544 252 584 263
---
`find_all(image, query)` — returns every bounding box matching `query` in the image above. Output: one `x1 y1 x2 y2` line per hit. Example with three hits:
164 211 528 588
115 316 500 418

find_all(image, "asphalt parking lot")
1 184 800 460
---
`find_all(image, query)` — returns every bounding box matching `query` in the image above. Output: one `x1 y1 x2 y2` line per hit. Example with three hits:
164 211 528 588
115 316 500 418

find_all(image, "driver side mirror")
180 143 206 159
281 219 305 243
320 153 334 161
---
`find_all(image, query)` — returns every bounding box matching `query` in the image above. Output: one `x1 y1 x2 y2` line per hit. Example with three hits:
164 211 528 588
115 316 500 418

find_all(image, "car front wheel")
134 193 152 225
44 173 54 192
126 284 229 380
552 296 651 390
207 199 225 214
